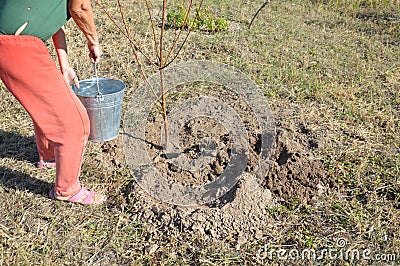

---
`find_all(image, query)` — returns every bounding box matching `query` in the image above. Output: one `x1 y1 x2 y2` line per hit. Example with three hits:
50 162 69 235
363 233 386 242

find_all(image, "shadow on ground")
0 129 37 163
0 166 51 197
0 129 50 196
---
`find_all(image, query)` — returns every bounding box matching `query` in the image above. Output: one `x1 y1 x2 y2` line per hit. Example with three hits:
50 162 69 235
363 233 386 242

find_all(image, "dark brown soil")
146 115 231 187
266 106 336 204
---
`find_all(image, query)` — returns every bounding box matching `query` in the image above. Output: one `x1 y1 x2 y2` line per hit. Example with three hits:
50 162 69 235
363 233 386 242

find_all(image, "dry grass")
1 0 399 265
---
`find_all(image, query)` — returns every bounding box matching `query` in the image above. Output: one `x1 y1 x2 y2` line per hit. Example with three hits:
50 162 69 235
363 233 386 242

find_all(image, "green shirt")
0 0 70 41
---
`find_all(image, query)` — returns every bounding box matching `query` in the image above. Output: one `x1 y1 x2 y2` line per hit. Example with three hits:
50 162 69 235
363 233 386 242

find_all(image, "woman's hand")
61 66 79 88
88 43 102 63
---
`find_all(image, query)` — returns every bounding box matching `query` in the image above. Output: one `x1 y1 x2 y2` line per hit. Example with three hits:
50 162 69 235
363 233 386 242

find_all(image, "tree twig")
95 0 162 107
145 0 161 62
159 0 169 144
164 0 194 63
94 0 156 67
163 0 203 70
248 0 271 29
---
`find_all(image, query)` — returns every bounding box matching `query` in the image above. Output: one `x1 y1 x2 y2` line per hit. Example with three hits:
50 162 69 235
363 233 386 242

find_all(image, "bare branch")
145 0 161 62
94 0 156 67
94 0 161 105
164 0 194 63
159 0 167 68
159 0 169 144
163 0 203 69
249 0 271 29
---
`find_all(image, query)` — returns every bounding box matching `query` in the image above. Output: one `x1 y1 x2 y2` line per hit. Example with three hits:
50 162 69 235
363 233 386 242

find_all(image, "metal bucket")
72 78 125 142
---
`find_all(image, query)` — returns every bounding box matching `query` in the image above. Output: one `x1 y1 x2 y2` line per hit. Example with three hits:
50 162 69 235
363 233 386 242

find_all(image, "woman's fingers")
62 67 79 88
88 44 102 63
73 73 80 88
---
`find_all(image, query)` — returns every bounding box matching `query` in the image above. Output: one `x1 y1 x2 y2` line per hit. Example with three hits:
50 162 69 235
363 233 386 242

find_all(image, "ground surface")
0 0 399 265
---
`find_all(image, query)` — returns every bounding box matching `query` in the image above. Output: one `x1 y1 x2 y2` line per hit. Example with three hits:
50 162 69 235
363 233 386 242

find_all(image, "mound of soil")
100 83 334 243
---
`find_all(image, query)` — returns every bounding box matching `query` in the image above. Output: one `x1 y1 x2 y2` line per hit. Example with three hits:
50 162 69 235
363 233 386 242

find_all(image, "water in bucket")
72 77 125 142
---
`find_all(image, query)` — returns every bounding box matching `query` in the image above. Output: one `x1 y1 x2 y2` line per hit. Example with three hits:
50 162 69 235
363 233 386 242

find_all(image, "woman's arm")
68 0 102 63
52 27 79 88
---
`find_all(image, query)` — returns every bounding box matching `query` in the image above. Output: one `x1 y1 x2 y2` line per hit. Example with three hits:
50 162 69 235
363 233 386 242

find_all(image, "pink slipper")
49 186 106 205
36 160 56 169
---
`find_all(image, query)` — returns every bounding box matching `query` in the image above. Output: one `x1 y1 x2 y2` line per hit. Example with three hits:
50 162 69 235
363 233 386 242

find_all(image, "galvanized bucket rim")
73 78 125 98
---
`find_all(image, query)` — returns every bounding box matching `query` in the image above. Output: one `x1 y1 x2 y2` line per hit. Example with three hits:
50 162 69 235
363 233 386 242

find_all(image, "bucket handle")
93 63 103 98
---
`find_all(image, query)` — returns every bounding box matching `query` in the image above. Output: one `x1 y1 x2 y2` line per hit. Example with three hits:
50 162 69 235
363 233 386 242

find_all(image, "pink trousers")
0 35 89 197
